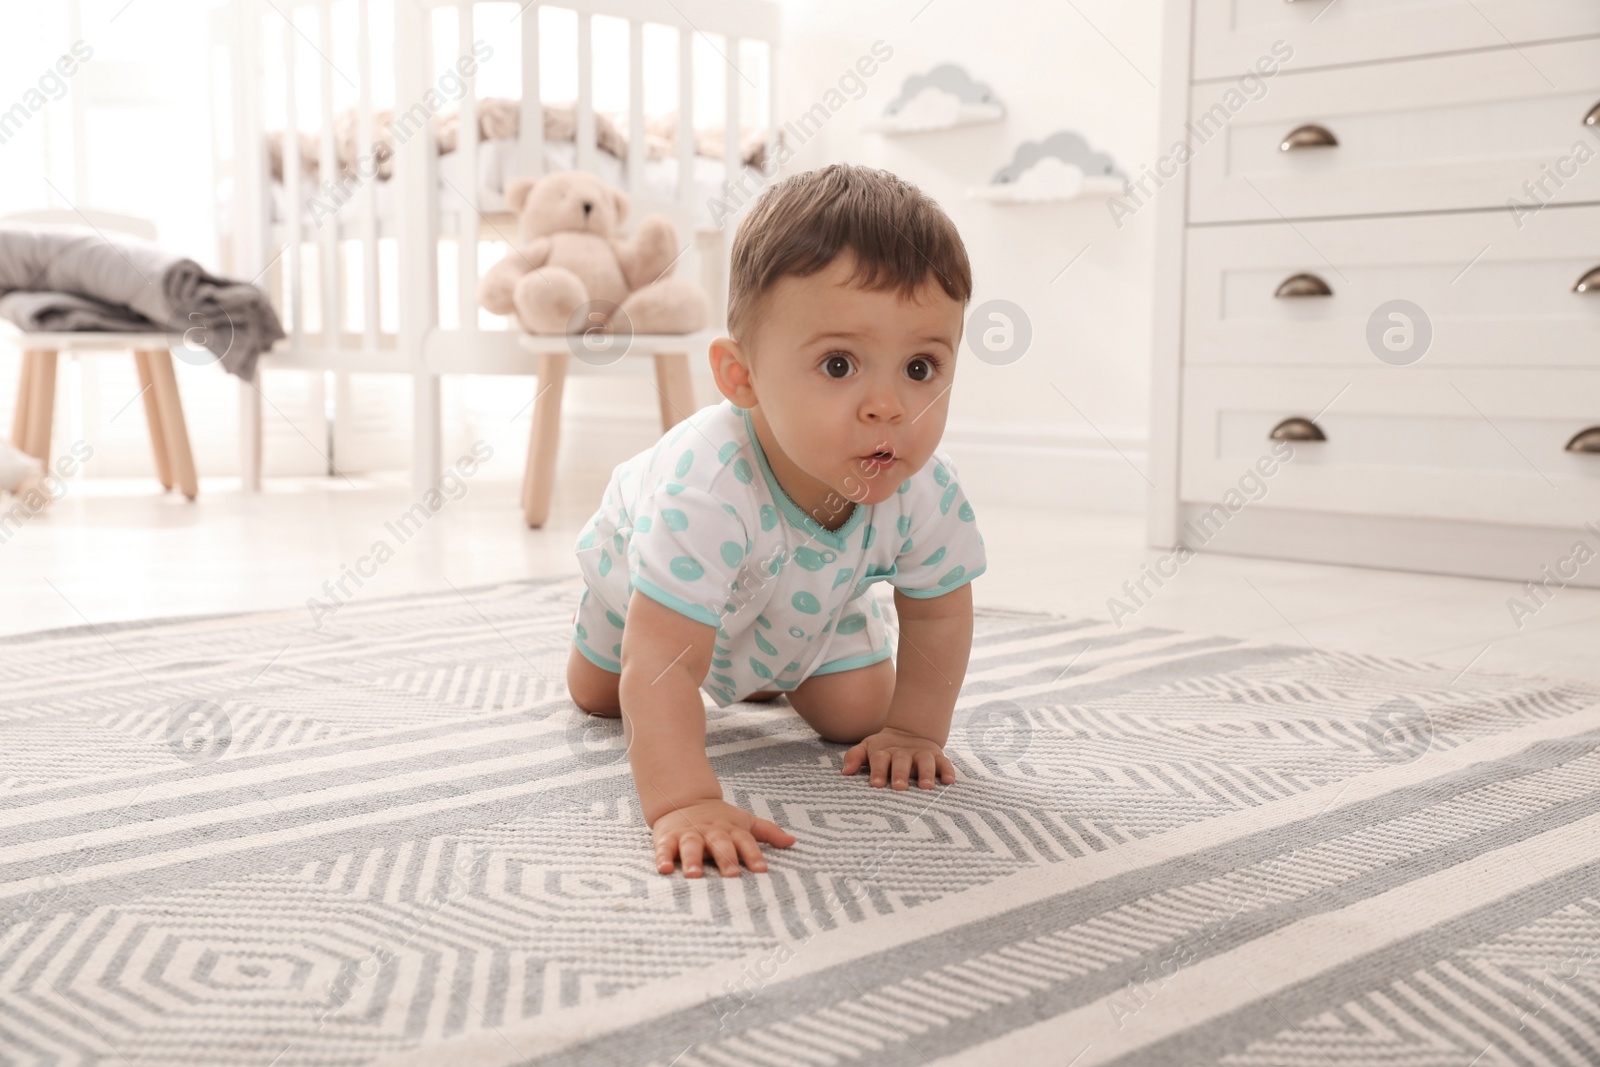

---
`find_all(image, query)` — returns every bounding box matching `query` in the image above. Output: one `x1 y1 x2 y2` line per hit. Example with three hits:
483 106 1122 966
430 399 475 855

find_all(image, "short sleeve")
627 483 750 626
889 457 986 598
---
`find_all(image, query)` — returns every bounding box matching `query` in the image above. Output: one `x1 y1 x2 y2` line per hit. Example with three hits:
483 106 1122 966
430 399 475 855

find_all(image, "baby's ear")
708 336 756 407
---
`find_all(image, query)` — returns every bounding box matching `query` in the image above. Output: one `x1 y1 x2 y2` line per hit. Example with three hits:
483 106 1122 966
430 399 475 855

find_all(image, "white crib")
207 0 781 494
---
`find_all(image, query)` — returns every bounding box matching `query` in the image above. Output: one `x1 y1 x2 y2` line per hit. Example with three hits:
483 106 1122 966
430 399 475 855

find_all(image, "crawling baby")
567 163 985 878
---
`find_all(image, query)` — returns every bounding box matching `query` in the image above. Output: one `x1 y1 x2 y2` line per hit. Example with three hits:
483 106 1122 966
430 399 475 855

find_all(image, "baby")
567 163 984 879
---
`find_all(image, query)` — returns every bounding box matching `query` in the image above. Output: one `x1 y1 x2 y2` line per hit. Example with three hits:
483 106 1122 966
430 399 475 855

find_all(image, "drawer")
1185 38 1600 223
1179 366 1600 528
1183 206 1600 368
1192 0 1600 82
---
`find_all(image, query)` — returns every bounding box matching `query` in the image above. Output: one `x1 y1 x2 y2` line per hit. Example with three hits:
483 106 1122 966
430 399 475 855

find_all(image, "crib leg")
522 352 567 528
23 350 58 464
134 350 174 492
412 372 442 496
653 352 695 431
12 351 35 451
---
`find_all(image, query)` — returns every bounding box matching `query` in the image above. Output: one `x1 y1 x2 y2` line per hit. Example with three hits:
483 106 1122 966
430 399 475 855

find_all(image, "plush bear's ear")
505 176 538 214
610 186 629 226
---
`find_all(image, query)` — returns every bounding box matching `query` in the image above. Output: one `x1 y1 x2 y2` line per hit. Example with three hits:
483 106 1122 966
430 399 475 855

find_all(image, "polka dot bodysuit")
571 400 986 707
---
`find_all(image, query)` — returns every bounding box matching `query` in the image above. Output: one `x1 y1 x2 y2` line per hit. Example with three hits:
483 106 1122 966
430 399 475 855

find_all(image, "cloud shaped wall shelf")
968 130 1128 203
862 64 1005 135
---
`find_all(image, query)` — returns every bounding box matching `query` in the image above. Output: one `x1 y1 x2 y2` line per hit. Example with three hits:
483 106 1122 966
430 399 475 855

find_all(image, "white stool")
10 334 197 499
3 209 197 499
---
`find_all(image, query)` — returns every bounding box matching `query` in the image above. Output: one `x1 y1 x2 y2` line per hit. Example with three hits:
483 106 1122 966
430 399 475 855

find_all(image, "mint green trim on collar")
895 563 986 598
809 640 892 677
632 576 721 628
738 406 867 551
573 630 622 673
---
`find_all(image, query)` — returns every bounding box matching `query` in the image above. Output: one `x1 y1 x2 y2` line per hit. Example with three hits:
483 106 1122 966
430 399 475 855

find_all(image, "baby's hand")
843 727 956 790
652 800 797 877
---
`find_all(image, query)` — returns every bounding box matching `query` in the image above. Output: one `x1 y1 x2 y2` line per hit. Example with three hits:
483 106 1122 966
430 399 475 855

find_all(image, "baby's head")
710 164 972 508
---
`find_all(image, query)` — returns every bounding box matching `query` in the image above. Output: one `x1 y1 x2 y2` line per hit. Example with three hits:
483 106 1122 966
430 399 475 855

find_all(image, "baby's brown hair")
726 164 973 347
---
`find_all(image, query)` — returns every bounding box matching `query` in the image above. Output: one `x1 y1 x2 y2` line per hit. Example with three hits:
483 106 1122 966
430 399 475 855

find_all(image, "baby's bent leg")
567 642 622 717
787 658 894 744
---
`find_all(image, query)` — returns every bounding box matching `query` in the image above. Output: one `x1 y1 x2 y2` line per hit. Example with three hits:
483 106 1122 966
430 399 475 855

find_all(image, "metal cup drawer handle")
1269 417 1326 442
1566 428 1600 454
1274 273 1333 298
1574 266 1600 294
1279 124 1338 152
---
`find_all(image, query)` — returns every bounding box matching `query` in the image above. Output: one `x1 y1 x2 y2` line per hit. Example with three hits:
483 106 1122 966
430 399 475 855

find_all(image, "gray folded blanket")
0 222 284 381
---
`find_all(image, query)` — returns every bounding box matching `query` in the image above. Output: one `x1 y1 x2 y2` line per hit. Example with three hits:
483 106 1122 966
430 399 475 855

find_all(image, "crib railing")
211 0 781 491
411 0 780 372
212 0 394 373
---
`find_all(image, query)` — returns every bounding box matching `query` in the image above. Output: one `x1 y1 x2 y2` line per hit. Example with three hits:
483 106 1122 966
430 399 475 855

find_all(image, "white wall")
765 0 1163 515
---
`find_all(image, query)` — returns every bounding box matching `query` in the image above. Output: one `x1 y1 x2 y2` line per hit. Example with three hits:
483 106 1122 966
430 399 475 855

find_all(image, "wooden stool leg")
522 352 568 528
239 378 263 492
23 350 58 463
653 352 695 431
134 350 174 491
141 349 199 500
12 351 34 450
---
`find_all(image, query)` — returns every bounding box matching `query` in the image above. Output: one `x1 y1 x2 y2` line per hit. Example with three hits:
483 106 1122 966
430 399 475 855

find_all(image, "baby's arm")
842 583 973 789
620 590 796 876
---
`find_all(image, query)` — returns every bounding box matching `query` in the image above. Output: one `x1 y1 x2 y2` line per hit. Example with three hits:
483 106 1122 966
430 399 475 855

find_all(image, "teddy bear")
479 169 708 337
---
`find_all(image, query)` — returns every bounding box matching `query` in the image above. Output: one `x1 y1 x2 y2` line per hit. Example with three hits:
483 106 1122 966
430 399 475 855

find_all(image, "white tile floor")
4 473 1598 684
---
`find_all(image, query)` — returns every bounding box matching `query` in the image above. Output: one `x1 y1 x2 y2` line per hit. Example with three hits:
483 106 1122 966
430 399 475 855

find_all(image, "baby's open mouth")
860 449 896 469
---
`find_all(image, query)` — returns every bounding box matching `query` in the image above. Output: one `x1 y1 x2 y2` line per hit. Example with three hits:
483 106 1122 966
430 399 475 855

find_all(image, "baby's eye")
906 357 939 382
822 353 854 379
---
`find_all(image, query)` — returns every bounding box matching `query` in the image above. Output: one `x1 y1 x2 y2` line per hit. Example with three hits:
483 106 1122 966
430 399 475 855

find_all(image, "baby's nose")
863 396 904 421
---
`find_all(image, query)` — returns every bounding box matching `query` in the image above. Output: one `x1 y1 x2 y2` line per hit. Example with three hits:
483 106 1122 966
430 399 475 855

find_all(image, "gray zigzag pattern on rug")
1 577 1597 1066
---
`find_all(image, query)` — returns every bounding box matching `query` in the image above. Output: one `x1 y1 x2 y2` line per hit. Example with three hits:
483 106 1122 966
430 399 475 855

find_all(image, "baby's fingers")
726 831 768 870
937 751 957 784
890 749 913 790
868 747 890 787
750 816 797 848
913 750 938 789
679 833 706 878
841 742 868 777
654 833 681 875
706 832 742 877
732 831 769 873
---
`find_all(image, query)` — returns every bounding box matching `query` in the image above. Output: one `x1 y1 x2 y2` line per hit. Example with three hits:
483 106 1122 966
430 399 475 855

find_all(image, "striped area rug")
2 576 1599 1066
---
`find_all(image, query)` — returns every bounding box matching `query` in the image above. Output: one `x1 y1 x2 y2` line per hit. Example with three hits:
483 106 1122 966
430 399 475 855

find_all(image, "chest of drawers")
1149 0 1600 586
